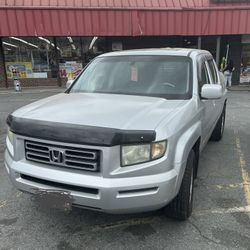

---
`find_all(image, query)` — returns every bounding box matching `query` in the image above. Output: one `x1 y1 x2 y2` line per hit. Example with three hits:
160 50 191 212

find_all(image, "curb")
228 87 250 91
0 89 64 95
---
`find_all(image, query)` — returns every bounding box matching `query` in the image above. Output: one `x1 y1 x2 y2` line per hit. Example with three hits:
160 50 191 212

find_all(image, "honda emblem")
49 149 64 163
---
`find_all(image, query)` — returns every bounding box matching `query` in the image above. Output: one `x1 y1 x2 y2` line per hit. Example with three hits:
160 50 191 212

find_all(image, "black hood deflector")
7 115 156 146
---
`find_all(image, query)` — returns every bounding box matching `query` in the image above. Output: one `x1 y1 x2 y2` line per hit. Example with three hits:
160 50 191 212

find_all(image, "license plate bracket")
32 189 73 211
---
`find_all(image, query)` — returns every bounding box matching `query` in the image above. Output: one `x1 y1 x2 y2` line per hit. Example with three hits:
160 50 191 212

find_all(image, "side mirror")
66 79 74 89
201 84 223 99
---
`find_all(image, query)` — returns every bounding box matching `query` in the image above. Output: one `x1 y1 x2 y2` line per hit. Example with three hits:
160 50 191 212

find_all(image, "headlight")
122 144 151 166
121 141 167 167
7 127 14 145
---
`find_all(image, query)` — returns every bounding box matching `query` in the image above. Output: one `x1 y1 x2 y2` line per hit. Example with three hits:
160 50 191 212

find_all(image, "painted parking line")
194 205 250 216
195 182 249 191
72 204 250 232
199 183 247 190
234 132 250 205
0 200 7 208
84 205 250 231
92 216 156 232
92 204 250 229
0 192 22 208
215 183 245 190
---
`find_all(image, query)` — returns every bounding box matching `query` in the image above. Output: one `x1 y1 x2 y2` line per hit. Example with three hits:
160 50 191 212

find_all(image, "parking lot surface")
0 88 250 250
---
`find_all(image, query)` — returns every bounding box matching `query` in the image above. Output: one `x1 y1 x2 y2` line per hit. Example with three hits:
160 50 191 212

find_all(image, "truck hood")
12 93 188 130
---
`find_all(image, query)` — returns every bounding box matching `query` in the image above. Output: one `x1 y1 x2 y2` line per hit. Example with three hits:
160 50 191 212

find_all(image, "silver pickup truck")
5 48 227 220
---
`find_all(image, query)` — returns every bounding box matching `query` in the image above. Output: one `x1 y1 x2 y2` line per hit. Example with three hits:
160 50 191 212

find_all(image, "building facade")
0 0 250 88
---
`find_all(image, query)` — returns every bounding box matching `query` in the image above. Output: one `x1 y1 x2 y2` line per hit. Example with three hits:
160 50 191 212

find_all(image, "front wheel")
210 106 226 141
164 150 195 220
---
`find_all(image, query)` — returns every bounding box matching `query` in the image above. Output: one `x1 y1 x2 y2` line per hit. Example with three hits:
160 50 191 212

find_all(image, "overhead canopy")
0 0 250 37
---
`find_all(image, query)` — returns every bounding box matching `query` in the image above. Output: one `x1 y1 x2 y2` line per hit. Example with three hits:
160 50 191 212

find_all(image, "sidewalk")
229 84 250 91
0 86 64 94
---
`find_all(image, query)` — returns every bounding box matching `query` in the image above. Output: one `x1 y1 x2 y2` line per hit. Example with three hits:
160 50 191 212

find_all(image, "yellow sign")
5 62 33 79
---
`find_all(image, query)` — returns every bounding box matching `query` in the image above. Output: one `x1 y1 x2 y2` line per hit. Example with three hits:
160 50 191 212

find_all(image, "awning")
1 0 250 37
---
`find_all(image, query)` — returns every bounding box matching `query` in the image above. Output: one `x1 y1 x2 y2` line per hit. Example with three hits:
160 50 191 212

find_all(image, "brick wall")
6 78 62 88
1 78 67 88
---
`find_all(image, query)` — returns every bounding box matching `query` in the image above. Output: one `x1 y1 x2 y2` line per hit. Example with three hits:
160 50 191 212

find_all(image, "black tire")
164 150 195 220
210 106 226 141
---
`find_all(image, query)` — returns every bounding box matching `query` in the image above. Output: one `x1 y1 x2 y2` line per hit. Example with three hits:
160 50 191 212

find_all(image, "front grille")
25 140 101 172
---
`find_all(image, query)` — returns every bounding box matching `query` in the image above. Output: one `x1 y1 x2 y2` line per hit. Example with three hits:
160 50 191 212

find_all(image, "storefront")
241 35 250 83
1 0 250 87
2 37 93 81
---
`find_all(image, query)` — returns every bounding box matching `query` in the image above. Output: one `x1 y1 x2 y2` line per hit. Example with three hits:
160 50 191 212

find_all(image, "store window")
55 36 106 80
241 35 250 83
56 37 83 80
2 36 107 80
3 37 58 79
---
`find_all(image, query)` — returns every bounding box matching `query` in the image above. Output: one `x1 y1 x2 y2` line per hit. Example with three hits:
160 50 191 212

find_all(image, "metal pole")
225 44 230 64
0 38 9 88
80 37 85 66
216 36 221 66
31 50 34 68
53 37 62 87
46 49 49 70
197 36 202 49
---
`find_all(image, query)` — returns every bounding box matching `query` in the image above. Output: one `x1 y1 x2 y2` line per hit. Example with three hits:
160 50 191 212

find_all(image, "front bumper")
5 149 179 214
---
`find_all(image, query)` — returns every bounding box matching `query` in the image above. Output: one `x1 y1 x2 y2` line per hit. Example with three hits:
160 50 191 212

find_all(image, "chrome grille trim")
25 140 100 172
64 149 97 160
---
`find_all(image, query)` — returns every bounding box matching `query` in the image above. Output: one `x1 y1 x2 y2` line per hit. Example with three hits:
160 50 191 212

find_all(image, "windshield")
70 55 193 99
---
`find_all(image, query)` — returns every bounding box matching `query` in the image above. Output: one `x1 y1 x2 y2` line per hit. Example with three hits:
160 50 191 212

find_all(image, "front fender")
173 121 201 193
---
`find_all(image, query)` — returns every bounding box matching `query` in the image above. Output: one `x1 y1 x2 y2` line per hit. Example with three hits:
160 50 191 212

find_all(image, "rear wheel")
164 150 195 220
210 106 226 141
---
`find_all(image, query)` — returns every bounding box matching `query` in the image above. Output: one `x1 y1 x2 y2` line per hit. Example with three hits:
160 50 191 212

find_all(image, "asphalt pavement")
0 88 250 250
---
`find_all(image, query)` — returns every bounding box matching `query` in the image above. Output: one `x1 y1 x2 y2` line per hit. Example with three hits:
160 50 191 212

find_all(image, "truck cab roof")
98 48 211 58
